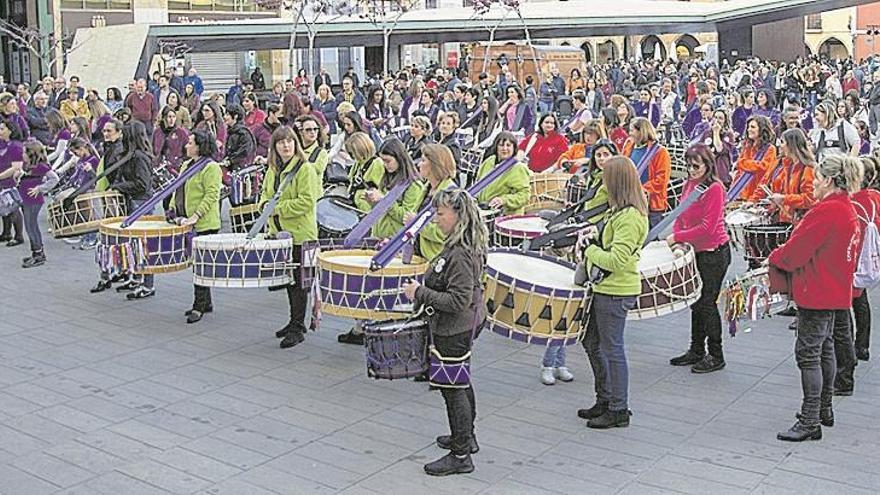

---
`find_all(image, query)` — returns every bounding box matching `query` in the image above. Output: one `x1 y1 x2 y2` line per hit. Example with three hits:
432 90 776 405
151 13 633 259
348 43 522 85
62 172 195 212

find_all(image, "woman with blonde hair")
410 143 457 261
622 117 671 228
314 84 338 134
344 131 384 210
577 156 648 429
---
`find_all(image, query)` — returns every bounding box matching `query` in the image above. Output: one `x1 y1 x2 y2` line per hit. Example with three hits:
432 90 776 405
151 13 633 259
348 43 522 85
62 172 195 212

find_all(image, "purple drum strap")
122 157 210 228
343 179 412 248
635 143 660 179
726 144 770 204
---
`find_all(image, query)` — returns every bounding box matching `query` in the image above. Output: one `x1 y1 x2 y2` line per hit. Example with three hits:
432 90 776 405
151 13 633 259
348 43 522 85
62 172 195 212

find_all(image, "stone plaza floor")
0 218 878 494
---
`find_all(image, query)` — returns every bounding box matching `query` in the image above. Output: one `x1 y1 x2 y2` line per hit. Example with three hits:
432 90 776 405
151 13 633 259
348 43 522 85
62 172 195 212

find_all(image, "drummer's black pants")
852 290 871 353
285 246 308 332
435 332 476 456
1 209 23 241
690 243 731 359
833 309 856 393
193 229 219 312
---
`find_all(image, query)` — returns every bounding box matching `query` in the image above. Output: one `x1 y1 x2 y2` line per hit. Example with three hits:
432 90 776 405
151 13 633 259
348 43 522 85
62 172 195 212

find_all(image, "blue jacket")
184 75 205 95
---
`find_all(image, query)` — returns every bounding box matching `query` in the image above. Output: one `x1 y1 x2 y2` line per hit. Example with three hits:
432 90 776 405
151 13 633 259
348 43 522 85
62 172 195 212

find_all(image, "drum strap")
250 157 306 239
634 143 660 179
645 182 710 243
123 156 211 228
343 179 413 248
725 143 770 203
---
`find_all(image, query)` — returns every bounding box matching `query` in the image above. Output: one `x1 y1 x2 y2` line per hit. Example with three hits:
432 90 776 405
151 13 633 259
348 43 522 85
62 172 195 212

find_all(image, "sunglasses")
301 127 319 132
687 160 705 170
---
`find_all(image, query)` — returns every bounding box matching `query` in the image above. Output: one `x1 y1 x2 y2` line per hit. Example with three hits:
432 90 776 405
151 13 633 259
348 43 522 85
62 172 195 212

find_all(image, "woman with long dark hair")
193 100 226 160
153 106 190 176
498 85 534 135
518 113 569 173
732 115 777 201
749 128 816 224
362 85 392 134
475 96 500 148
475 131 530 215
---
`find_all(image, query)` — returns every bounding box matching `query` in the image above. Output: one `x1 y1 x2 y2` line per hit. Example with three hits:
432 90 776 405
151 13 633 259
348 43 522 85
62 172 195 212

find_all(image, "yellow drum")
47 191 126 238
229 203 264 234
96 216 193 275
527 173 571 211
317 249 429 320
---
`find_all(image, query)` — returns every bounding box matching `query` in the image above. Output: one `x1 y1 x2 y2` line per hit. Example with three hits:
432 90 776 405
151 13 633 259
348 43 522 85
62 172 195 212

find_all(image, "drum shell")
725 208 769 252
484 248 591 346
229 203 264 234
48 191 127 238
192 233 294 288
97 216 193 274
493 214 548 247
317 249 429 320
630 242 703 320
363 318 428 380
317 196 361 239
743 223 792 263
528 173 570 211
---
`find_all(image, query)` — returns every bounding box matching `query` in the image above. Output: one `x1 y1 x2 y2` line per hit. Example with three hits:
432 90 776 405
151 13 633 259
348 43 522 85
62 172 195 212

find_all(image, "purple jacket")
0 139 23 189
2 113 30 140
68 155 98 190
252 121 276 158
152 125 190 173
731 106 753 138
632 101 661 128
19 162 54 206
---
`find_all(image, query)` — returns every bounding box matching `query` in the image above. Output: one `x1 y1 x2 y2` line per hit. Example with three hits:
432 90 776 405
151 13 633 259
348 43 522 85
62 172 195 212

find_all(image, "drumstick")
331 198 368 215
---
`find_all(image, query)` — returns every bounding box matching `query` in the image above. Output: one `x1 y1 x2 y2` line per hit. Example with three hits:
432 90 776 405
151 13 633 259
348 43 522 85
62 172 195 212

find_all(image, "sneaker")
777 421 822 442
436 434 479 454
126 287 155 300
540 367 556 385
796 407 834 427
6 238 23 247
577 401 608 420
90 280 112 293
587 409 631 429
423 452 474 477
22 254 46 269
692 355 726 374
669 350 704 366
554 367 574 382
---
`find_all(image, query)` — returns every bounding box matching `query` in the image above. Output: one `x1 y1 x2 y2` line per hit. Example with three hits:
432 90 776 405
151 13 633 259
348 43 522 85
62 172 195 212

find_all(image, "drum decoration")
743 223 792 264
724 207 769 252
96 216 193 275
494 214 548 247
0 187 23 217
363 318 429 380
229 165 264 206
527 173 571 211
484 248 592 346
47 191 127 238
192 233 294 288
317 249 428 320
317 196 361 239
229 203 265 234
721 267 789 336
459 148 485 188
630 241 702 320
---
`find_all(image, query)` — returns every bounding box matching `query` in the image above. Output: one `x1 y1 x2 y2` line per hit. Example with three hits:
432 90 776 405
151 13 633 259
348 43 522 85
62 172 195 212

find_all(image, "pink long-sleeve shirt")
672 179 730 252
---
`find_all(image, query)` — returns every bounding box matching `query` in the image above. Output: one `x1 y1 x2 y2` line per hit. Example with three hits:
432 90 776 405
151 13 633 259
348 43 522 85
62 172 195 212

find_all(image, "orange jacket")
749 157 815 224
622 139 671 212
734 142 777 201
554 143 588 173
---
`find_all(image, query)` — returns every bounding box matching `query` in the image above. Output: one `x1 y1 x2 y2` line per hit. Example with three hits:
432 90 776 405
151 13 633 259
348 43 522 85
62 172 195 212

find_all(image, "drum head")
487 250 580 290
725 209 762 226
494 215 548 239
317 196 360 234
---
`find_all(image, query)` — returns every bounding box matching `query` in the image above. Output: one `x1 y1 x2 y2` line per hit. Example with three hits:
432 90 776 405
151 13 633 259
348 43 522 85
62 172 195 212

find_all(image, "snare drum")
192 233 294 288
480 208 501 241
0 187 22 216
564 175 589 205
47 191 127 238
229 203 264 234
363 318 428 380
528 173 571 211
229 165 264 206
317 249 428 320
96 216 192 275
724 208 768 251
631 241 703 320
317 196 361 239
484 248 591 346
666 177 686 211
743 223 792 264
493 214 548 247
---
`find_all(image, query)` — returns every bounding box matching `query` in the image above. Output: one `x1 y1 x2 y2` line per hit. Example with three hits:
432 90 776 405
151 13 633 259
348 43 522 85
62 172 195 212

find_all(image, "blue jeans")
648 211 664 230
582 294 636 412
538 100 554 114
542 344 566 368
21 203 43 253
794 309 836 426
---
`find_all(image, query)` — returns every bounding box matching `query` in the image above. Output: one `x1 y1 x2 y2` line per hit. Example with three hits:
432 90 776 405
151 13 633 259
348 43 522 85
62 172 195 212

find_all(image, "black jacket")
414 244 484 337
111 149 153 201
225 122 255 170
101 139 124 185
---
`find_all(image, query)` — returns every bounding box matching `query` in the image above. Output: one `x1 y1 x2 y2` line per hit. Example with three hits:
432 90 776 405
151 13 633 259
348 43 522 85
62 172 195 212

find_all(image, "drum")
479 208 501 241
323 183 349 198
96 216 192 275
192 233 294 288
229 203 264 234
229 165 264 207
564 174 589 206
528 173 571 211
363 318 428 380
0 187 22 217
459 148 484 189
666 177 686 211
317 196 361 239
152 162 177 192
631 241 703 320
493 214 548 247
47 191 127 238
317 249 428 320
743 224 792 264
724 208 768 251
484 248 591 346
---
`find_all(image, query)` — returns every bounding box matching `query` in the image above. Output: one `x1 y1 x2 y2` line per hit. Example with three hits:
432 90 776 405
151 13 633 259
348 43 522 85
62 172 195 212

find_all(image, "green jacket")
475 155 531 215
171 159 222 232
584 206 648 296
303 142 329 180
352 157 385 212
96 157 109 192
418 177 455 261
580 167 608 224
372 179 426 240
259 156 320 243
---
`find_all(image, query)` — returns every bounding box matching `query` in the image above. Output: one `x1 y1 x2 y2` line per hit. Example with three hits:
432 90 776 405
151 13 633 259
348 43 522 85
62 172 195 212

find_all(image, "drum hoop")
494 214 548 238
230 203 261 215
98 215 192 236
639 242 696 278
192 233 293 249
743 223 793 234
487 321 583 346
530 173 572 184
724 209 764 225
317 248 428 275
485 247 586 298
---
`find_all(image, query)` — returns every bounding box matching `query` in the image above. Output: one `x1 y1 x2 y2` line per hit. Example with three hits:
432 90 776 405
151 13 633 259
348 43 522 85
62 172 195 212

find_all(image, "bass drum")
317 196 361 239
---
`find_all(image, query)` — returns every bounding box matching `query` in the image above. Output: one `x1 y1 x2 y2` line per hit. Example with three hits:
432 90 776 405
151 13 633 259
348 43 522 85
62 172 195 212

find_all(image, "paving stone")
151 447 242 483
116 459 214 493
183 436 271 471
11 451 95 488
0 464 62 495
45 441 130 475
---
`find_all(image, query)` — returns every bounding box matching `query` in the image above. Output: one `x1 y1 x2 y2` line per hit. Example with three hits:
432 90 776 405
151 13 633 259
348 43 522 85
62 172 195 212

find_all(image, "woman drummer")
168 129 223 324
294 114 329 179
748 128 816 224
474 132 530 215
345 131 384 211
666 144 731 374
733 115 777 201
769 154 861 442
409 144 457 262
402 187 487 476
260 126 320 349
577 156 648 428
567 139 618 223
547 119 603 175
621 117 671 229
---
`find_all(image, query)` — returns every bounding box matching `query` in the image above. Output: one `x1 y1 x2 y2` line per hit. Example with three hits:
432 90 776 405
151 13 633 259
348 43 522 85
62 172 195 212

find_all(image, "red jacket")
622 139 671 212
672 180 729 251
734 142 777 201
768 191 860 310
520 131 569 173
851 188 880 298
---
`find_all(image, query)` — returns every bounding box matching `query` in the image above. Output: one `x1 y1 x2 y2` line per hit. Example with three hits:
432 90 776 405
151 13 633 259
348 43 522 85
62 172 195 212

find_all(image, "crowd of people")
1 50 879 475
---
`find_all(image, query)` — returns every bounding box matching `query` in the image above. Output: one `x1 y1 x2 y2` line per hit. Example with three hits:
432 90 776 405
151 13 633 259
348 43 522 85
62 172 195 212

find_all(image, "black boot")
423 452 474 476
90 279 112 293
587 409 631 429
669 350 704 366
577 401 608 420
280 325 305 349
275 323 291 339
436 434 479 454
691 355 726 374
777 421 822 442
796 407 834 427
337 328 364 345
22 251 46 269
856 347 870 361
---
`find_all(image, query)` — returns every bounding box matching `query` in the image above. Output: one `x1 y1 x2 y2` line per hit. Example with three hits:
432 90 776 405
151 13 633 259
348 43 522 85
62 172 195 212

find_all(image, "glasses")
301 127 319 132
687 159 704 170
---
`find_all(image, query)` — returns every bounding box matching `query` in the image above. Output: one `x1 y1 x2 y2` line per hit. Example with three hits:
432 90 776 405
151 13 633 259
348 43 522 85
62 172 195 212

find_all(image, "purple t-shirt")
19 162 52 206
0 139 24 189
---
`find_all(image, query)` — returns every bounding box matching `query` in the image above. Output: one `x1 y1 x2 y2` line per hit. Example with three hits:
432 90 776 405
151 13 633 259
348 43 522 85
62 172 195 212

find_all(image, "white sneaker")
555 367 574 382
541 367 556 385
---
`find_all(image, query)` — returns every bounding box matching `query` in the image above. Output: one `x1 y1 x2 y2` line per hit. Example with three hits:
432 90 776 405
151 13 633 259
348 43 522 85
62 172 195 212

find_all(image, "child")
541 343 574 385
8 141 58 267
55 137 99 249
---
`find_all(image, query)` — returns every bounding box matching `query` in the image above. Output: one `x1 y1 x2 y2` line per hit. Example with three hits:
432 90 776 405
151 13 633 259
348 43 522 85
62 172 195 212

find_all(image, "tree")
0 18 80 79
357 0 419 77
471 0 540 81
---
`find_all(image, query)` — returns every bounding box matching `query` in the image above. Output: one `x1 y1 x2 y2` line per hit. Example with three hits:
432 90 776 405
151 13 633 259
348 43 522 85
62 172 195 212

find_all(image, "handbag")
0 187 22 217
426 282 484 389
